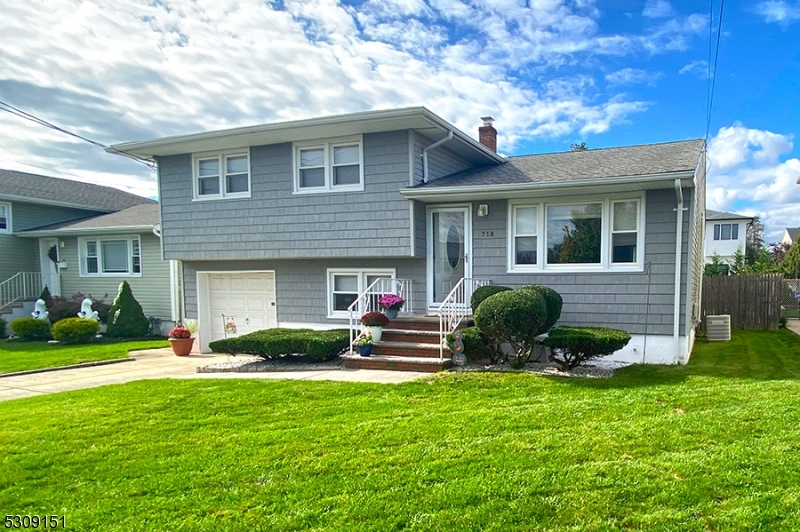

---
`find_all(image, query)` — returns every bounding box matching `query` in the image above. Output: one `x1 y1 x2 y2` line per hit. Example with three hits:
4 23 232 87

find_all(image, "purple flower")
379 294 405 311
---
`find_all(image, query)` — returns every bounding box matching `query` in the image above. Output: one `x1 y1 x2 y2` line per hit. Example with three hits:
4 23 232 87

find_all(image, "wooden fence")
701 273 783 330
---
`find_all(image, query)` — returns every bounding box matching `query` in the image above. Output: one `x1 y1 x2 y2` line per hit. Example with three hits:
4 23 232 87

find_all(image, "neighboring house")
0 170 178 330
781 227 800 247
111 107 706 365
704 209 753 265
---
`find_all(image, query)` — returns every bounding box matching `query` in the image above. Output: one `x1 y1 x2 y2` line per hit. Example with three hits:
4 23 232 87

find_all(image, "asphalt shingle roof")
414 139 706 189
785 227 800 237
706 209 753 221
0 169 154 212
19 204 160 233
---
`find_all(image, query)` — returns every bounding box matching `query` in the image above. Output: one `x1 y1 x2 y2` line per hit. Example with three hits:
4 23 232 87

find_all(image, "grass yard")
2 330 800 531
0 339 169 374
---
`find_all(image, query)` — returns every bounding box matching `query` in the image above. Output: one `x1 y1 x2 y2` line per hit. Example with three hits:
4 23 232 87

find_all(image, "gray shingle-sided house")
110 107 706 366
0 170 179 330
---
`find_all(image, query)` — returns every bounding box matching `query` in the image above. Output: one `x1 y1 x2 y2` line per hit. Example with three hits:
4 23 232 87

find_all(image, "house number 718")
480 231 495 237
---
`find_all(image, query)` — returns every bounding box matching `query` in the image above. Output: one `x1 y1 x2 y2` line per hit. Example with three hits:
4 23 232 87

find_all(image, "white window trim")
79 235 143 278
507 193 645 273
293 135 364 195
192 148 252 201
0 201 11 234
326 267 395 319
713 223 739 241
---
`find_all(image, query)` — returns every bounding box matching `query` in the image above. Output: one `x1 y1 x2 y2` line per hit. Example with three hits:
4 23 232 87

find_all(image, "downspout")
422 131 453 183
673 179 687 363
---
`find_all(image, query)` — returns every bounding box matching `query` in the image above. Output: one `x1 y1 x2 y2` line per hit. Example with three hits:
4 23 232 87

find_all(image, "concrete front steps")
342 316 454 373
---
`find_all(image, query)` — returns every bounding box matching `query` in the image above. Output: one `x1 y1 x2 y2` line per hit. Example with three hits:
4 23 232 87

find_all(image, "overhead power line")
0 100 155 169
705 0 726 142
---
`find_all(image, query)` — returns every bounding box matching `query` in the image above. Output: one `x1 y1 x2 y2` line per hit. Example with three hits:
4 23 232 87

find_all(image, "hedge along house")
110 107 706 365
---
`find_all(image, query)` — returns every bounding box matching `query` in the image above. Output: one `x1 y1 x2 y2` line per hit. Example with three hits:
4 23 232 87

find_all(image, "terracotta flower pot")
169 337 194 356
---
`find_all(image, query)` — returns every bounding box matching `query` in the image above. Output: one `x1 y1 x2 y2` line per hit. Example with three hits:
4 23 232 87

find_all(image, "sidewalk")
0 349 429 402
786 320 800 337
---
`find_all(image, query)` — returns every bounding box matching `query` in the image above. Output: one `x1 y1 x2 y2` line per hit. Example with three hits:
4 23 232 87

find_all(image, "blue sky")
0 0 798 239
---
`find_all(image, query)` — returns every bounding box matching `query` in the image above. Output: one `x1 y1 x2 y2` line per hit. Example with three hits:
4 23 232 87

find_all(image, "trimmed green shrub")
470 285 512 313
446 326 496 362
106 282 150 338
10 318 51 341
519 285 563 331
0 317 6 339
545 326 631 370
780 315 788 329
52 317 100 344
209 328 349 362
473 289 548 365
39 285 53 308
48 293 111 324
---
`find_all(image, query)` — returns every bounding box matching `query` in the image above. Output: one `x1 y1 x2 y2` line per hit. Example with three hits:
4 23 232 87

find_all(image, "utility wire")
0 100 156 169
705 0 726 142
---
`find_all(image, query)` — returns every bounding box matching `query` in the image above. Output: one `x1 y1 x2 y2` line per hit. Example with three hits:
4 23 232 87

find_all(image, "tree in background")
779 241 800 278
106 281 150 338
746 216 766 265
704 253 728 276
770 242 791 264
569 142 588 151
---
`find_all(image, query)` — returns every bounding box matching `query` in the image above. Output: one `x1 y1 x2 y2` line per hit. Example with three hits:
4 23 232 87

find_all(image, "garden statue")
78 298 100 321
31 299 49 321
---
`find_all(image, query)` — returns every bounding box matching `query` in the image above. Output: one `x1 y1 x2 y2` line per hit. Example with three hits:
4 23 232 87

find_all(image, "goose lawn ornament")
78 298 99 321
31 299 49 321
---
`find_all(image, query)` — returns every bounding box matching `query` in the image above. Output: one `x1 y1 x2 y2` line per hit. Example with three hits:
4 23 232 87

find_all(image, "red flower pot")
169 338 194 356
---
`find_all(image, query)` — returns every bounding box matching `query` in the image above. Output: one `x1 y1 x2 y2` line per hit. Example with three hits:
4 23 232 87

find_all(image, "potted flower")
168 324 194 356
379 294 405 319
360 311 389 342
354 332 373 357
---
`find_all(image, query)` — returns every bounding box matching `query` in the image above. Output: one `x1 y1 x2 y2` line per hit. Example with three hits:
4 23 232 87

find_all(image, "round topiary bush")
446 326 497 362
470 285 512 313
473 289 548 365
52 317 100 344
519 285 563 331
545 326 631 370
106 281 150 338
10 317 51 341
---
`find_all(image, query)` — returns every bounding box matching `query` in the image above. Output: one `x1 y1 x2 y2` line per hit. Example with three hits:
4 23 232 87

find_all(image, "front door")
39 238 60 296
428 206 471 310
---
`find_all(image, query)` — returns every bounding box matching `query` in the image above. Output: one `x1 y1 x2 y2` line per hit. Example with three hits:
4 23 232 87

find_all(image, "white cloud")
755 1 800 24
0 0 710 198
707 125 800 240
605 68 662 86
679 59 710 78
643 0 674 18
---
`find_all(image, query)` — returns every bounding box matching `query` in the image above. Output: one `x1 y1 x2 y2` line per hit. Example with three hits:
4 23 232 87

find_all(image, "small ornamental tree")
545 326 631 370
106 281 150 338
519 285 563 331
39 285 53 308
473 289 548 366
470 285 512 314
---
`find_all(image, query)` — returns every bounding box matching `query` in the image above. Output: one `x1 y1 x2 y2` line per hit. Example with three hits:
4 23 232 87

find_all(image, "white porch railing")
0 272 44 312
437 277 491 360
348 278 414 353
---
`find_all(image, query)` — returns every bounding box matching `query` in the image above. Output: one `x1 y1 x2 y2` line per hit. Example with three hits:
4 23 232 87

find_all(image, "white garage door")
208 272 277 342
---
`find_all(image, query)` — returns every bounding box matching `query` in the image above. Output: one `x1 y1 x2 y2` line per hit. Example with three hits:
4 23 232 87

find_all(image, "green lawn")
0 339 169 374
2 330 800 531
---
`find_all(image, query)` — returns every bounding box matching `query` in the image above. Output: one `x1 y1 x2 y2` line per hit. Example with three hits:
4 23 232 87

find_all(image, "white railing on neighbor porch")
0 272 44 312
437 278 491 360
348 278 414 353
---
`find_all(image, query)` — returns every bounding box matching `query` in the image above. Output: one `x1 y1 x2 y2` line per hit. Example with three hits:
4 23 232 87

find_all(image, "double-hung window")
0 202 9 233
509 196 643 272
713 223 738 240
295 136 363 193
81 236 142 277
327 268 395 317
193 150 251 200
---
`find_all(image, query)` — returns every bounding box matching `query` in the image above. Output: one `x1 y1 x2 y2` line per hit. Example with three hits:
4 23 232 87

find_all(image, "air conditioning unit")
706 315 731 342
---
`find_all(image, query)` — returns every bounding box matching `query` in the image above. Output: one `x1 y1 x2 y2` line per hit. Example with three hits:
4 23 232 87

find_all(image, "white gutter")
422 131 453 183
673 178 686 363
15 225 155 237
402 171 696 198
152 223 162 238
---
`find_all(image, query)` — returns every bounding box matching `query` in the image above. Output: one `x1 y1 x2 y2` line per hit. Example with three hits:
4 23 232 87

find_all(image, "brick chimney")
478 116 497 152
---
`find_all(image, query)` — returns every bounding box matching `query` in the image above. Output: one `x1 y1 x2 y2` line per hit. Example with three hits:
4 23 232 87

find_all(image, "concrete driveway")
0 349 429 402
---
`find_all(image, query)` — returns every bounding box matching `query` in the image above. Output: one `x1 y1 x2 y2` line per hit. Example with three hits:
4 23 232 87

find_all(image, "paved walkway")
787 320 800 337
0 348 429 402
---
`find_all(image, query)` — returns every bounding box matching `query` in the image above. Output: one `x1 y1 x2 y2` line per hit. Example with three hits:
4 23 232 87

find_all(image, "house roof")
108 106 505 165
0 169 155 212
412 139 705 190
785 227 800 237
15 204 160 236
706 209 753 221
